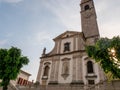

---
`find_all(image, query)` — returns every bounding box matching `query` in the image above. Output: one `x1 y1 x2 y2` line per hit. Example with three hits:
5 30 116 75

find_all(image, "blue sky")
0 0 120 81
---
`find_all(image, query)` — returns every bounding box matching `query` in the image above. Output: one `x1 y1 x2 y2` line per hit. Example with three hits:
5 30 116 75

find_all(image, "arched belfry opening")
84 5 90 11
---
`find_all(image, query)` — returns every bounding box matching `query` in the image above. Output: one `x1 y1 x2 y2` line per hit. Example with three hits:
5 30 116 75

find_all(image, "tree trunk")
2 78 10 90
3 85 8 90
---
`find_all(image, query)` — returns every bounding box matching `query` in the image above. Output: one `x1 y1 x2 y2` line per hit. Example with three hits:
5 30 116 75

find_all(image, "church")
36 0 106 86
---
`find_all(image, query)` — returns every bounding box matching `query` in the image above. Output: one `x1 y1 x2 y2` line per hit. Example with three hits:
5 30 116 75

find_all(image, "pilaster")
71 54 84 85
77 56 84 84
49 61 55 81
72 57 77 82
54 60 60 81
36 61 43 82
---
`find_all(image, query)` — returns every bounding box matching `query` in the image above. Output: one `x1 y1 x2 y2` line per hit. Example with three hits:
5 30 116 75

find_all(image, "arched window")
87 61 94 73
84 5 90 11
43 66 50 76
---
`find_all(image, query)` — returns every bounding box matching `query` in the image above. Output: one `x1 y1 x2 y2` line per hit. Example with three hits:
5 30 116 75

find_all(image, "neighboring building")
37 0 106 86
11 70 31 86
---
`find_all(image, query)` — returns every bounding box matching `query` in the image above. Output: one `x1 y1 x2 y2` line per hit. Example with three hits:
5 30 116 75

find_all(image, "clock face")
84 11 93 18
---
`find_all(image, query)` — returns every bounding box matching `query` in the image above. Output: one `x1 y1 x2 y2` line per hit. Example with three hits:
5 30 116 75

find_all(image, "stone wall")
18 85 84 90
0 80 120 90
86 80 120 90
16 80 120 90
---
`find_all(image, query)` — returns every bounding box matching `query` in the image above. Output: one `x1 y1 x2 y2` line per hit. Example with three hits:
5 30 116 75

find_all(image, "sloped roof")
20 70 31 76
53 31 82 41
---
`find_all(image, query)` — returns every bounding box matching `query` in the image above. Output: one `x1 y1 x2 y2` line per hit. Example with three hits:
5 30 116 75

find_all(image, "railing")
9 82 19 90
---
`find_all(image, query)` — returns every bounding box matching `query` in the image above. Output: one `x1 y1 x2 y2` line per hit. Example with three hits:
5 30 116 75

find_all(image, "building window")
87 61 94 73
84 5 90 11
64 42 70 52
88 80 95 85
43 66 50 76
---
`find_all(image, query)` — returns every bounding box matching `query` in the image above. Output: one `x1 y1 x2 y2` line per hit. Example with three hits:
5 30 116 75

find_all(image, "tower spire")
80 0 99 44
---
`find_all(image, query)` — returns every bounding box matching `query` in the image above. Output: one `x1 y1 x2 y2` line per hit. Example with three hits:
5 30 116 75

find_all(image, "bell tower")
80 0 99 45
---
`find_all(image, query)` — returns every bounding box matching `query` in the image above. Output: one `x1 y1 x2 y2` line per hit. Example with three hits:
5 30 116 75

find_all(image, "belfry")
37 0 106 86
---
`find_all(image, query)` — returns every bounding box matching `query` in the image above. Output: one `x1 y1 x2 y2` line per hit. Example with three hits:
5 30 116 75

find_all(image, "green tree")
0 47 29 90
86 36 120 79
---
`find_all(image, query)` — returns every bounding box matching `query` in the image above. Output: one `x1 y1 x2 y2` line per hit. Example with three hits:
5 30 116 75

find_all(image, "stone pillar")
36 60 43 82
58 40 62 54
50 61 55 80
73 36 76 51
77 56 84 84
71 54 84 85
54 60 60 82
49 61 58 84
98 65 106 82
71 57 77 83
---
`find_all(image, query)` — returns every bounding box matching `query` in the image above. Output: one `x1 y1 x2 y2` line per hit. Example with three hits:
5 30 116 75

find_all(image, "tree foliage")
86 36 120 79
0 47 29 90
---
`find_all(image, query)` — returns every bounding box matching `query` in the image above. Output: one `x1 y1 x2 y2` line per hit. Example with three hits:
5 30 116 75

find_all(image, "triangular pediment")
53 31 81 40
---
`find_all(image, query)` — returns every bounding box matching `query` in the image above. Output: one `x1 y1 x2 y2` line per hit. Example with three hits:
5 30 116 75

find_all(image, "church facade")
36 0 106 86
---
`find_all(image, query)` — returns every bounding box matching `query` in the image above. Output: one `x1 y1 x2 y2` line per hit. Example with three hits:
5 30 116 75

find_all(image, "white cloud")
1 0 23 3
99 21 120 38
35 31 51 42
95 0 120 38
44 0 81 31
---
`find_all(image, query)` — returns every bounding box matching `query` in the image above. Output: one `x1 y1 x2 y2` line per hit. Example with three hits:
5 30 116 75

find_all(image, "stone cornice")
40 50 86 59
